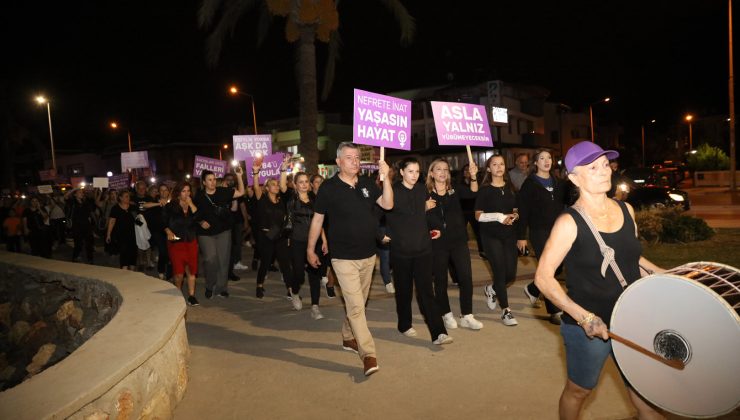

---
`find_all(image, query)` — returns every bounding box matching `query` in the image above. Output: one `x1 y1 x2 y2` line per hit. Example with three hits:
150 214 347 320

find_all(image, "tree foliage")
687 143 730 171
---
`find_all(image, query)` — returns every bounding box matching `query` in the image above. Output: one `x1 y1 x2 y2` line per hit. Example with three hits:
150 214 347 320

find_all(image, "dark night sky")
2 0 734 152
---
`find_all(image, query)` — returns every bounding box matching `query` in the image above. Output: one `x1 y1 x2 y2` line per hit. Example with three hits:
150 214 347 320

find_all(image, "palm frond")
203 0 259 67
376 0 416 46
320 29 343 102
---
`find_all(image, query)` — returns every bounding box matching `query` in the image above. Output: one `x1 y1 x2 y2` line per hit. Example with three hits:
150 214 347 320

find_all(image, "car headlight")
618 183 629 193
668 193 685 202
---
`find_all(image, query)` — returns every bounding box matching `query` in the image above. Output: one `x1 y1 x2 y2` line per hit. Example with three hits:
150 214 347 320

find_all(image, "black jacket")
516 174 566 240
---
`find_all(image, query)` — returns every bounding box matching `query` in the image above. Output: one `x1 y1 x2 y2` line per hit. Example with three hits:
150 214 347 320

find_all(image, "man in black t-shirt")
307 142 393 377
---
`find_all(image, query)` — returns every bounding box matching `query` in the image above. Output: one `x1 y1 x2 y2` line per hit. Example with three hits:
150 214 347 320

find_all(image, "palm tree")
199 0 415 172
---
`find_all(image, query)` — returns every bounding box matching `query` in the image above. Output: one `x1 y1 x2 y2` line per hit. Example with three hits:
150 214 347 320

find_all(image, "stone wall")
0 252 189 420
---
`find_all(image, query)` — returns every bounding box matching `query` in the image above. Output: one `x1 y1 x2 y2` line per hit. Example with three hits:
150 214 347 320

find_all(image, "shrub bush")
635 206 714 243
687 143 730 171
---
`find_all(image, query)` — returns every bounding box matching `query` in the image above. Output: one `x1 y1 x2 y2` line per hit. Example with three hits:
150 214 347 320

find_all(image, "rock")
116 390 134 420
83 410 110 420
23 321 57 355
56 300 84 328
0 302 11 328
26 343 56 375
55 300 75 322
9 321 30 345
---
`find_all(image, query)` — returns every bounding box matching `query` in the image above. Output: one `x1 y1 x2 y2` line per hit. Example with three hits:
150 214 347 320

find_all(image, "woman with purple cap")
534 141 665 419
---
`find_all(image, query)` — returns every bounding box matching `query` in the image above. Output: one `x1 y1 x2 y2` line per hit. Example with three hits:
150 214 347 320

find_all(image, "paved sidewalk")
172 250 640 420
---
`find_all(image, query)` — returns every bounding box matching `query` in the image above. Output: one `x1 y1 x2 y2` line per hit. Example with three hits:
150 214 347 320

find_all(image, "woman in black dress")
106 190 138 270
24 197 52 258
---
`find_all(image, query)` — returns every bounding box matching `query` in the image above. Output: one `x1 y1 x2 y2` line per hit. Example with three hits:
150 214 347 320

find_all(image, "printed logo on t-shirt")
361 187 369 198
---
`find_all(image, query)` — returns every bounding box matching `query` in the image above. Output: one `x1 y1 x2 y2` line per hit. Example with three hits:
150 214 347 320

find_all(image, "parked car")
618 168 690 210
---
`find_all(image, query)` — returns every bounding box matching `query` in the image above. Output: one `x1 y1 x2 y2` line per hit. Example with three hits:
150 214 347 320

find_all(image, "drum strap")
573 205 629 289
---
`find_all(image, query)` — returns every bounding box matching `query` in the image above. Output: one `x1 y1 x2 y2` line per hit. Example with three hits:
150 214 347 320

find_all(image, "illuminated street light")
109 121 133 152
228 85 259 135
106 171 113 177
34 95 57 170
685 114 694 150
589 97 611 142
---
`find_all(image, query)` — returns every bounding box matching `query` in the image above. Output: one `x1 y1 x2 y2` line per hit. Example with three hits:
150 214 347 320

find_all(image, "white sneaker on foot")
321 276 328 287
385 282 395 294
484 284 497 311
501 309 518 326
524 284 542 308
459 314 483 330
442 312 458 329
290 291 302 310
233 262 249 271
433 333 454 345
402 328 418 337
310 305 323 320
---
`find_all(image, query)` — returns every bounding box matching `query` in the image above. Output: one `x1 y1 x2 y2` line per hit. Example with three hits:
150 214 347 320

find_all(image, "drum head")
611 274 740 418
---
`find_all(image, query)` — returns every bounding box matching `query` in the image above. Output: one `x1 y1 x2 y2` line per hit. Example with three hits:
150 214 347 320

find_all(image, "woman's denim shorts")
560 322 614 389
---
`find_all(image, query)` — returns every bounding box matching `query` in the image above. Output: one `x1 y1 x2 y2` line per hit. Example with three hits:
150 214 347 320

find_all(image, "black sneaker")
205 289 213 299
228 272 240 281
326 285 336 299
187 295 200 306
256 286 265 299
218 291 230 298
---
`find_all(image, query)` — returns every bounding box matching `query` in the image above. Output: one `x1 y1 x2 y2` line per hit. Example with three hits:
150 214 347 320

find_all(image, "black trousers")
29 230 52 258
5 236 21 253
256 231 292 288
289 239 321 305
72 225 94 262
480 233 518 309
433 243 474 316
464 211 484 254
150 230 170 277
525 228 561 314
392 252 447 341
229 222 244 269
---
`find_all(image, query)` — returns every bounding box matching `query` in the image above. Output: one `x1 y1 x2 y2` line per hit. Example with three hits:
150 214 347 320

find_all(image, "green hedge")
635 206 714 243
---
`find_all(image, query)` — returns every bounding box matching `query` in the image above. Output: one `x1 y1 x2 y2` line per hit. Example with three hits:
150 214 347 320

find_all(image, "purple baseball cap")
564 141 619 172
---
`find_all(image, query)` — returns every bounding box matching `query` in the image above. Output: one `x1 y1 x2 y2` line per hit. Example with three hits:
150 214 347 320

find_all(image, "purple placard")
431 101 493 147
353 89 411 151
193 155 228 179
108 174 130 190
247 153 285 186
233 135 272 161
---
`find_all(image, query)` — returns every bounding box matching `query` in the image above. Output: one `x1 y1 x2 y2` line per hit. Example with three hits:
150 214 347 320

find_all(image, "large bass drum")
610 262 740 418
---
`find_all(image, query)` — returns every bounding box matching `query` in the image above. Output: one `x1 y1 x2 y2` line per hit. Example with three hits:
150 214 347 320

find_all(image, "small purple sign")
108 174 131 191
247 153 285 186
233 135 272 161
193 155 228 179
431 101 493 147
353 89 411 151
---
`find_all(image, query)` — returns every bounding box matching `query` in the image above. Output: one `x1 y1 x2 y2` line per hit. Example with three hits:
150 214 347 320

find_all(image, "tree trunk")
297 25 319 173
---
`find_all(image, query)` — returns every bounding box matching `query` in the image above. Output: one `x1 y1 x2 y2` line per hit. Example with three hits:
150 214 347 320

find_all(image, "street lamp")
228 85 259 134
641 119 656 167
685 114 694 150
34 95 57 171
219 143 229 160
109 121 133 152
589 97 611 142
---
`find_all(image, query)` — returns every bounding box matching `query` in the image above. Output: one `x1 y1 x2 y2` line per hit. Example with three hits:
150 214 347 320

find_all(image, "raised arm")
375 160 393 210
279 157 290 193
233 165 246 198
252 160 263 200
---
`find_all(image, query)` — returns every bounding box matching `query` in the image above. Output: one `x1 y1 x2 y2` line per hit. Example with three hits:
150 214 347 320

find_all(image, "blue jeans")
560 322 613 389
378 247 391 285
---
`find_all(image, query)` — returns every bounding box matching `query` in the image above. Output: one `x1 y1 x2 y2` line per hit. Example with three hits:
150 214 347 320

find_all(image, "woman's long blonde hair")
426 159 452 193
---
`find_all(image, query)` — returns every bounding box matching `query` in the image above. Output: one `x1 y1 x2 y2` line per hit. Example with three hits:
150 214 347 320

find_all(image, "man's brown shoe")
363 357 379 376
342 339 359 354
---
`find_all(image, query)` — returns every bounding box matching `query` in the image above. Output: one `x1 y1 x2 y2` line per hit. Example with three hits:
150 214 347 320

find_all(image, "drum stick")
608 332 685 370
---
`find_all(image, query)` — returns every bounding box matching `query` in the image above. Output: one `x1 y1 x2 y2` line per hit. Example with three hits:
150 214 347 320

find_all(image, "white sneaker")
524 284 542 308
442 312 458 329
320 276 328 287
501 309 518 326
311 305 324 320
484 285 497 311
402 328 418 337
433 333 454 345
290 291 302 310
233 262 249 271
459 314 483 330
385 282 395 294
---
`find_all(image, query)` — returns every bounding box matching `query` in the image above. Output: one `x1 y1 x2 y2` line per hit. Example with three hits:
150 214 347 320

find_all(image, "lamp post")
219 144 228 161
229 86 259 134
34 96 57 171
641 119 656 167
109 121 133 152
685 114 694 150
589 97 611 142
729 0 736 190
